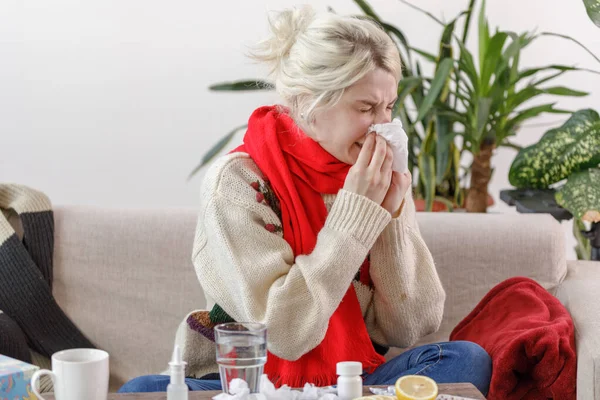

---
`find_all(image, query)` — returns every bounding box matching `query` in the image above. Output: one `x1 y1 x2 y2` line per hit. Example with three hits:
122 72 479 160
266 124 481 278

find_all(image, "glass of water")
215 322 267 394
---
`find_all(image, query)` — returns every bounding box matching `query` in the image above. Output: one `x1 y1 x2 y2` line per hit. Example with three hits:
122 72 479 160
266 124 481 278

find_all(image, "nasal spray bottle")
167 345 188 400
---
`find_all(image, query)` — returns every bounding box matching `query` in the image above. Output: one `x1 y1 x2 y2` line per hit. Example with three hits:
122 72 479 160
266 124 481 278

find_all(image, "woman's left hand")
381 170 412 217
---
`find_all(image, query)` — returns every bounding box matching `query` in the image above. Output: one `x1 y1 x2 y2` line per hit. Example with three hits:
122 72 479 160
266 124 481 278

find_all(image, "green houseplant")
191 0 599 214
385 0 599 212
509 109 600 259
584 0 600 27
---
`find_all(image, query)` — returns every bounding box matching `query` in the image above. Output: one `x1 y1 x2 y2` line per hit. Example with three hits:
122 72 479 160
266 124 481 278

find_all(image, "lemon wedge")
395 375 438 400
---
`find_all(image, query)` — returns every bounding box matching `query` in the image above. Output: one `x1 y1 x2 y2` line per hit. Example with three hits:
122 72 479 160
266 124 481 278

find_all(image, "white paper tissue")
368 118 409 174
212 376 476 400
213 375 338 400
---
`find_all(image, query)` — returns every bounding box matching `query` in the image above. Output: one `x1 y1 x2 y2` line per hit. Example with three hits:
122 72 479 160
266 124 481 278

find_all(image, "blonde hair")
249 5 402 124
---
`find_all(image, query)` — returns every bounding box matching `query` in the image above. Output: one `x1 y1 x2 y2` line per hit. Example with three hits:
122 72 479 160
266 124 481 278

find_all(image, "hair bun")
249 5 316 74
270 6 315 58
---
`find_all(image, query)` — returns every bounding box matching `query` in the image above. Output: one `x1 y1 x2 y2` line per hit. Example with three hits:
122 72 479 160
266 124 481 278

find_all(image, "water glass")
215 322 267 394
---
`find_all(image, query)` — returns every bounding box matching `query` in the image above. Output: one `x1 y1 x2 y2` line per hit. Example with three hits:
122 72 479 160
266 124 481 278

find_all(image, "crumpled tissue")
368 386 395 396
212 375 338 400
368 118 409 174
212 377 476 400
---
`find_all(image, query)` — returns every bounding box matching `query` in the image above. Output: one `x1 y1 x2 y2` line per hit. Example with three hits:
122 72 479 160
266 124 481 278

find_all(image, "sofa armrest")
555 260 600 400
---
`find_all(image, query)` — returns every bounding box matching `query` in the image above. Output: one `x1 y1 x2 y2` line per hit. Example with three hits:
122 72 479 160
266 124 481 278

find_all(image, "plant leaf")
418 119 437 211
530 69 569 86
500 141 523 151
507 86 544 111
478 0 490 71
416 58 454 121
506 85 587 115
439 18 458 61
438 20 458 103
411 47 437 62
508 103 571 129
434 196 455 212
413 61 425 110
583 0 600 28
209 80 274 91
513 65 567 84
436 115 452 184
188 124 247 180
456 40 480 94
453 145 463 206
380 22 414 68
450 89 473 106
475 97 492 140
354 0 380 21
401 108 419 172
460 0 478 44
509 109 600 188
573 218 592 260
480 32 508 95
540 86 589 97
353 0 380 20
400 0 444 26
418 152 436 211
453 0 477 110
489 67 511 113
494 32 522 86
513 64 600 84
395 77 423 117
353 0 413 68
555 168 600 222
437 109 469 127
541 32 600 64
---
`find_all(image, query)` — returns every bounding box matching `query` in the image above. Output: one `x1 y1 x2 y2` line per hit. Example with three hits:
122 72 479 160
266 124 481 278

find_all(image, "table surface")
44 383 485 399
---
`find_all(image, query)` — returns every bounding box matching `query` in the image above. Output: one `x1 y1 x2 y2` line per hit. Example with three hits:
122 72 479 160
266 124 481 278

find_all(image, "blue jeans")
119 340 492 396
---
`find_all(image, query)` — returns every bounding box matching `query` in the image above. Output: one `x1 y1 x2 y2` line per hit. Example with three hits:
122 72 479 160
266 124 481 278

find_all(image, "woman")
120 5 492 395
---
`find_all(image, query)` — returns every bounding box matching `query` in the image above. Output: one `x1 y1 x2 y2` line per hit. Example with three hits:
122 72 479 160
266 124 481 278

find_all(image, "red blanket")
450 277 576 400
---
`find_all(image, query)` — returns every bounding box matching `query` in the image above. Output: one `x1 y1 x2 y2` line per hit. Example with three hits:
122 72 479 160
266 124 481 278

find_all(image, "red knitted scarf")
232 105 385 387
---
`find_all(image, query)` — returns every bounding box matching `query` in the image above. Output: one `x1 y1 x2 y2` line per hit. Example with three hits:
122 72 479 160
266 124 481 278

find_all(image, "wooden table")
45 383 485 399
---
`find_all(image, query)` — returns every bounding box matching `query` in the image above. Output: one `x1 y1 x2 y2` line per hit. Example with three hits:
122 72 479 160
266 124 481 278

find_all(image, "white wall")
1 0 599 257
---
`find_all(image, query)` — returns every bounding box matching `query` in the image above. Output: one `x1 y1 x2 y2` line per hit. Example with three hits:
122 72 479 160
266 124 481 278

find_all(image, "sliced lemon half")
354 396 395 400
395 375 438 400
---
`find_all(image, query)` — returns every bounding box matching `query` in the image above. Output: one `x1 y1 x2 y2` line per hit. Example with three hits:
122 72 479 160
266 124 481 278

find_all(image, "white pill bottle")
336 361 363 400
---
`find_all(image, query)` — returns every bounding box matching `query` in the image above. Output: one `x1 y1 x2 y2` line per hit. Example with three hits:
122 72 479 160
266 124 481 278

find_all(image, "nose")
374 111 391 125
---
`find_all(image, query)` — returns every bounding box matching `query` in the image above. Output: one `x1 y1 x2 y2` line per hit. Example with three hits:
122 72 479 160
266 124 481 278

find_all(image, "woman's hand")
381 170 412 217
343 133 393 206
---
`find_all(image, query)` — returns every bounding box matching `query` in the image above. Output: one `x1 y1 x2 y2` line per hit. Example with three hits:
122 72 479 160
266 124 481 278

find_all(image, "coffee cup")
31 348 109 400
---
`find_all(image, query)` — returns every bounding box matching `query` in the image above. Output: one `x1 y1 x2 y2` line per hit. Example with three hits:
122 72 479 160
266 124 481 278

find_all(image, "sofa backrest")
398 212 567 356
52 206 204 389
49 206 567 388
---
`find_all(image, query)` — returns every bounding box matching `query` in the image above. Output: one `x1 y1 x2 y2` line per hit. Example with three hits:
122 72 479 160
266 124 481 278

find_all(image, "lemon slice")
355 396 396 400
395 375 438 400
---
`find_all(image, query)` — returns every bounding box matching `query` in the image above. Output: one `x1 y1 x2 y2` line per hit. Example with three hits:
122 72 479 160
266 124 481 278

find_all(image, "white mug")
31 348 109 400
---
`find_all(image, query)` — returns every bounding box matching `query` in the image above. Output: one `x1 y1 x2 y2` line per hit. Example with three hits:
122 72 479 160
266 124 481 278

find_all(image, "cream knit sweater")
173 152 446 379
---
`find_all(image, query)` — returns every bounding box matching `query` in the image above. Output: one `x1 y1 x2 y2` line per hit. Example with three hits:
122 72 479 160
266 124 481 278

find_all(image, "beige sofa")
40 206 599 398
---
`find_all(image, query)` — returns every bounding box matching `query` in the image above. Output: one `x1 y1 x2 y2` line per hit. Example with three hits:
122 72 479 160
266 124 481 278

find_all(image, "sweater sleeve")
192 154 391 361
365 190 446 348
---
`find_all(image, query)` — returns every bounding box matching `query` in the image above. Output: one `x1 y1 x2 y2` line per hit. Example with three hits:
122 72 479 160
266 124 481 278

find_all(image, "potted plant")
380 0 599 212
508 109 600 259
191 0 599 214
